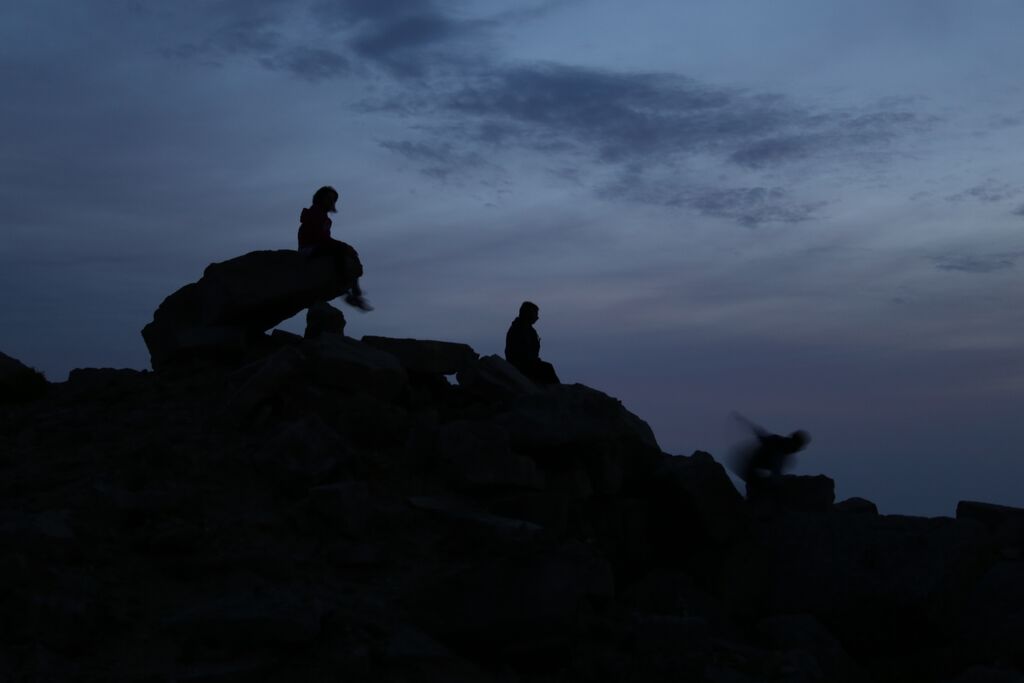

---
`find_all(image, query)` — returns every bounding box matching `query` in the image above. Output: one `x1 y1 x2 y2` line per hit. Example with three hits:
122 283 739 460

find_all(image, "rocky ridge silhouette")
1 251 1022 682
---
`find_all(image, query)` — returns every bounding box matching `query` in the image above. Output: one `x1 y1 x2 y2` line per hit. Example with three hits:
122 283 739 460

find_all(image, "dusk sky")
4 1 1024 516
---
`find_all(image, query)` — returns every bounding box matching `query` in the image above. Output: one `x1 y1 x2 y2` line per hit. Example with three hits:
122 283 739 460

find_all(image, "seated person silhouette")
505 301 560 384
298 185 372 312
729 413 810 499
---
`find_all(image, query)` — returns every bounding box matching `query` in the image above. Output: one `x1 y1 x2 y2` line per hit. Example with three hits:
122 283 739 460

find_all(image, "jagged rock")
142 250 353 370
755 613 860 682
308 482 407 541
943 666 1024 683
9 325 1024 680
956 500 1024 529
485 492 570 536
305 301 346 338
62 368 148 403
0 350 47 402
224 346 307 422
163 591 324 645
627 613 713 679
726 512 990 652
494 383 660 454
403 542 613 656
750 474 836 513
834 497 879 515
455 354 539 400
957 501 1024 557
303 333 407 400
362 336 479 375
437 420 544 491
650 451 748 546
249 415 349 487
622 569 732 631
409 496 544 537
956 560 1024 661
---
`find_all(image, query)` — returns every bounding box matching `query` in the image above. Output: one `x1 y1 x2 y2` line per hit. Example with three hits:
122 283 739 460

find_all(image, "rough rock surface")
3 273 1024 681
0 350 48 402
304 301 346 339
362 336 479 376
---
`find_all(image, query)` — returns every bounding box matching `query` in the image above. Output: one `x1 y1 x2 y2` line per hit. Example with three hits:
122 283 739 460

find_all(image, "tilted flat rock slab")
361 336 479 375
142 250 351 370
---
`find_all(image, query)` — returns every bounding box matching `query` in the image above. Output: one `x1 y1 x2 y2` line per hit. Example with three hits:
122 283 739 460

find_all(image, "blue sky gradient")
4 1 1024 515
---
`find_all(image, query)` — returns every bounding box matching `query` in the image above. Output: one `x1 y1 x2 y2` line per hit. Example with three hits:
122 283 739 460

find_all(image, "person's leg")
537 361 560 384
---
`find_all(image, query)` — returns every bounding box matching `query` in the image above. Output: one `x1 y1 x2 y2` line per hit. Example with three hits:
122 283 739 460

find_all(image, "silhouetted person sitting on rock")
298 185 372 312
505 301 560 384
729 413 810 500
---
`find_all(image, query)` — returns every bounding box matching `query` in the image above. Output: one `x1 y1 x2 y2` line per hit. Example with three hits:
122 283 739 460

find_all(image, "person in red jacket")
298 185 372 311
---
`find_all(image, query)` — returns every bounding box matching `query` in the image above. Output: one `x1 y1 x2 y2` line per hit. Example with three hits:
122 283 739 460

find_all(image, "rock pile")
1 258 1022 682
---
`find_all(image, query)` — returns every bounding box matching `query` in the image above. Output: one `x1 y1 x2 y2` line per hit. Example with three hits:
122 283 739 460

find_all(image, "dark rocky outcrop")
3 265 1023 681
362 336 479 376
0 350 48 402
141 250 354 370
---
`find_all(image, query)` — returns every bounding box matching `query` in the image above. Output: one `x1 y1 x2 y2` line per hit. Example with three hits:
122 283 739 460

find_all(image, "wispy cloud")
946 179 1021 203
933 253 1018 274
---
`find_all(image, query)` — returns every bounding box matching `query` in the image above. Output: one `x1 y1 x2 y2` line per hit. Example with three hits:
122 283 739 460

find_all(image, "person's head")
519 301 539 323
312 186 339 213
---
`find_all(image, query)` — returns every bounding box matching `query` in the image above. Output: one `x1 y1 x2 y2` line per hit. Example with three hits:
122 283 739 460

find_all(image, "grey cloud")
365 62 925 223
690 187 825 227
312 0 439 27
946 179 1020 203
351 13 462 77
379 139 487 180
1013 204 1024 217
729 136 817 168
437 65 929 170
933 254 1017 274
312 0 484 77
602 170 824 227
260 47 350 81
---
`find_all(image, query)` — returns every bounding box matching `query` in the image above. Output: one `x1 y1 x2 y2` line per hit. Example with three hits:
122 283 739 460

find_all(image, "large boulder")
649 451 748 547
456 354 539 400
494 383 659 454
403 542 613 656
437 420 544 491
724 511 990 651
142 250 353 370
362 336 479 376
303 334 407 400
0 351 47 402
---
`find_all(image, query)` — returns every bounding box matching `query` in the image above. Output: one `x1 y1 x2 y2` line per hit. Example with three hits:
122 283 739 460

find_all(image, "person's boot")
345 292 374 312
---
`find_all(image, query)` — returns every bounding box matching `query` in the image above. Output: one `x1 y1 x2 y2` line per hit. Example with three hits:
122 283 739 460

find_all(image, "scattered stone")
305 301 346 338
